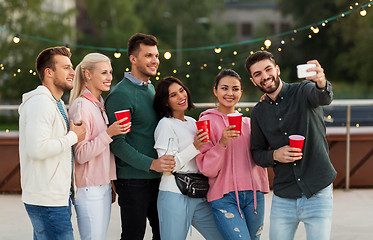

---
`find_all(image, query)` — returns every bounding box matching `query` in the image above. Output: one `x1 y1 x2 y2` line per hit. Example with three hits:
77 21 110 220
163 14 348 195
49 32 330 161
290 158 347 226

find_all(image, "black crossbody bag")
172 172 209 198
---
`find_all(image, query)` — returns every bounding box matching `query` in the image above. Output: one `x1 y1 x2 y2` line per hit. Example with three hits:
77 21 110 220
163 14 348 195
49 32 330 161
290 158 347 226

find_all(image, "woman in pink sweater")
196 69 269 240
68 53 131 240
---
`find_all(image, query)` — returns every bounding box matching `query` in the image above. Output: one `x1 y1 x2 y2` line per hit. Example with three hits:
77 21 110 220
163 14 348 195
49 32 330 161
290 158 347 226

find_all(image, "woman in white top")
153 76 223 240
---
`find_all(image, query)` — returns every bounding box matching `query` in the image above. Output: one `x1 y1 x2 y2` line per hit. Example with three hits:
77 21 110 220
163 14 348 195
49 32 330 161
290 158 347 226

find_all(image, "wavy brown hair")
153 76 195 121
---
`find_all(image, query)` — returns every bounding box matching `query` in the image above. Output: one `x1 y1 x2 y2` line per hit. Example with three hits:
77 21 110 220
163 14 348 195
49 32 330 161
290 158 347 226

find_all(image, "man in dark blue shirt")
246 51 336 240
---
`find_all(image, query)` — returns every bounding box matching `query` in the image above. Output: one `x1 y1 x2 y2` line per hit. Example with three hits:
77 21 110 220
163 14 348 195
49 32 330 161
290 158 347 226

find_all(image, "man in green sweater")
105 33 175 240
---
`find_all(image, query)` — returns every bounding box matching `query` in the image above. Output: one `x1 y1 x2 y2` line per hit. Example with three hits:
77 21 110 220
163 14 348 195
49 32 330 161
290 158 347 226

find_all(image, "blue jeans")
24 200 74 240
269 184 333 240
157 190 223 240
209 191 265 240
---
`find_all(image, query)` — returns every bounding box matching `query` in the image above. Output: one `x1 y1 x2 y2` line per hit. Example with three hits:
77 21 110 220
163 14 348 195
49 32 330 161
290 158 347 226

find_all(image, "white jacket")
18 85 77 206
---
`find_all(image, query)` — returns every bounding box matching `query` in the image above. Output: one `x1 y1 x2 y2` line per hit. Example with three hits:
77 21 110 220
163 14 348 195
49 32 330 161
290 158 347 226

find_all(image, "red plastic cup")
196 120 211 142
289 135 305 153
227 113 242 135
115 110 131 132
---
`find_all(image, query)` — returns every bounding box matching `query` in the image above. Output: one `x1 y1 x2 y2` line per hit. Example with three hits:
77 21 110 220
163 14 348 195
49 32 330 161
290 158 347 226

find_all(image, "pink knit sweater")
69 97 116 188
196 109 269 204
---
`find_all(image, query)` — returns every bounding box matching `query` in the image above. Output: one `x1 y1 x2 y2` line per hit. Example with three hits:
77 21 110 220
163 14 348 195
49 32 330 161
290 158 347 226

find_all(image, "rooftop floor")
1 189 372 239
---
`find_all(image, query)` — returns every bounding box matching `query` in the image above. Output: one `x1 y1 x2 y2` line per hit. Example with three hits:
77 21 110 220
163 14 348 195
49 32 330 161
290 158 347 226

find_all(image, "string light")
264 39 272 48
281 40 285 44
17 69 21 73
164 51 172 59
33 72 36 75
13 34 20 43
186 74 190 78
114 49 121 58
218 66 222 70
356 123 360 127
308 34 312 38
278 48 282 52
186 61 191 66
231 62 235 66
355 2 359 6
233 51 237 55
214 47 222 54
125 68 130 72
311 25 319 34
157 72 161 76
360 7 367 16
173 69 177 73
156 76 159 80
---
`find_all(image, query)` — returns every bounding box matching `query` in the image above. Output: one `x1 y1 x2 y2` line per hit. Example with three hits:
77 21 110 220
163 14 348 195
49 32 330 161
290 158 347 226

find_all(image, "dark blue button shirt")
250 80 337 199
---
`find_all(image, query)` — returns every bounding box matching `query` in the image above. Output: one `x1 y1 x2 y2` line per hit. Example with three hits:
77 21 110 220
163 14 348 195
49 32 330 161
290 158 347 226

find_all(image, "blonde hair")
69 53 111 106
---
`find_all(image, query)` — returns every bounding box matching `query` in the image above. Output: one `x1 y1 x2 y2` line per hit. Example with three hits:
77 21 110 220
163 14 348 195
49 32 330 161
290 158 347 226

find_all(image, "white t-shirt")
154 116 200 193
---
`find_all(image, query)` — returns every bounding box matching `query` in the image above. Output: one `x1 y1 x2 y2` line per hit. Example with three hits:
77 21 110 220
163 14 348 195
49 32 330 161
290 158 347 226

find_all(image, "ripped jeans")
210 191 265 240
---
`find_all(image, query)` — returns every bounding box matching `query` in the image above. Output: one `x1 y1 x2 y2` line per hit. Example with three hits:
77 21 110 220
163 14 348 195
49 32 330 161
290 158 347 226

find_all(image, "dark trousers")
114 178 161 240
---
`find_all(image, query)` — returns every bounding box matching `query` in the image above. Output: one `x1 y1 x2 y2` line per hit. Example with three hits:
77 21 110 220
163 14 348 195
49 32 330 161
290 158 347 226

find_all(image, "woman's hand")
219 125 240 147
193 129 209 150
106 117 131 137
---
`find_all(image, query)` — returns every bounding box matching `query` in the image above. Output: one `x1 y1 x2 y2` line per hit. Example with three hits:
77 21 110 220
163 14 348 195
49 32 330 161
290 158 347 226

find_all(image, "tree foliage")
0 0 75 101
277 0 373 92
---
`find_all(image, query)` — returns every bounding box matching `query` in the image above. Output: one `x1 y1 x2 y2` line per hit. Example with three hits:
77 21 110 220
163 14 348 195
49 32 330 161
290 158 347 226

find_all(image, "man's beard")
257 74 280 94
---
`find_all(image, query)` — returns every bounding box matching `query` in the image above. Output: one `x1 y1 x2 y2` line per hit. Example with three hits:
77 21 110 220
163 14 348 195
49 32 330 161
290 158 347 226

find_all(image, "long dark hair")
153 76 195 120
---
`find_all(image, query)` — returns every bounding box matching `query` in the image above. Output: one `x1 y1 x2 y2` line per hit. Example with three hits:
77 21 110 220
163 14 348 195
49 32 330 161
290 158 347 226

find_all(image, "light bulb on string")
186 74 190 78
311 25 319 34
281 40 285 44
360 7 367 16
218 66 222 70
214 47 222 54
186 61 191 66
13 34 20 43
114 49 121 58
125 68 129 72
173 69 177 73
233 51 238 55
264 39 272 48
355 2 359 6
164 51 172 60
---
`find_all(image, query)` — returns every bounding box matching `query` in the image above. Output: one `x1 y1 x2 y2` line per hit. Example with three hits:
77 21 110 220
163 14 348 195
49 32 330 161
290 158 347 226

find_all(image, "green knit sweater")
105 77 161 179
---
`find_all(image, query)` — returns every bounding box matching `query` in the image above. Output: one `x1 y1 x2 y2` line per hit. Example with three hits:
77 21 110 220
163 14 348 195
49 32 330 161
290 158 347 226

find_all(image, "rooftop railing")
2 99 373 190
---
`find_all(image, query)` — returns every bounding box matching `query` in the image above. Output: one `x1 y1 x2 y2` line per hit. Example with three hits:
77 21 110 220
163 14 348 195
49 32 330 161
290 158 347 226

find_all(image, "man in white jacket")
18 46 86 239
